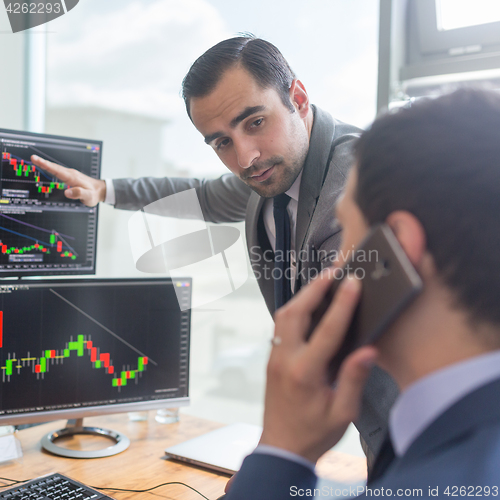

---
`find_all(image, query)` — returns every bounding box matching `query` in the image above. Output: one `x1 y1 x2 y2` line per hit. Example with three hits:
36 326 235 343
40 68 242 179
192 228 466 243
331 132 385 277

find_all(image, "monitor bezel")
0 276 191 426
0 127 102 278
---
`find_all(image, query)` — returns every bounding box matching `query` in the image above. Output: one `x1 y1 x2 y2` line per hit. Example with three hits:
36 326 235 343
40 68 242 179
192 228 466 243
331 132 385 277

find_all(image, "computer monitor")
0 128 101 277
0 277 191 457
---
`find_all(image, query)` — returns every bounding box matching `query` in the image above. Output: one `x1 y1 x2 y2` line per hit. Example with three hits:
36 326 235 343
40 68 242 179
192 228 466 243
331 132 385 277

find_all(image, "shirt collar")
389 349 500 457
285 170 302 203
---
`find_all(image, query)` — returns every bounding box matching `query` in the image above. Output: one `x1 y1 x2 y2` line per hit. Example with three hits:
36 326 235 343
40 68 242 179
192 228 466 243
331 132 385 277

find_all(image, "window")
1 0 379 458
437 0 500 31
403 0 500 80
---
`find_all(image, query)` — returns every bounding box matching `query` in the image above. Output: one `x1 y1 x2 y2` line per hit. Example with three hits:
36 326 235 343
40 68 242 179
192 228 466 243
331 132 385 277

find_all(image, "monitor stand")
41 418 130 458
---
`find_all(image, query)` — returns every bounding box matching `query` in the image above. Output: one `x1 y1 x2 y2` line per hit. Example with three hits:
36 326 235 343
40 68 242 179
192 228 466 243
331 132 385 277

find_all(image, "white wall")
0 8 25 130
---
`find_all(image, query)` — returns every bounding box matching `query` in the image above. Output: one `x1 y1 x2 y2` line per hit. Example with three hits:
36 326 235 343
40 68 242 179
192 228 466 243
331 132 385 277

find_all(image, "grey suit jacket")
112 106 397 455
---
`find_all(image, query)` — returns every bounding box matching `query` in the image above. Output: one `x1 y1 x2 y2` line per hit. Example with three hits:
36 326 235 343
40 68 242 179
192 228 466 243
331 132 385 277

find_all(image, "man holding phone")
222 88 500 498
31 36 397 463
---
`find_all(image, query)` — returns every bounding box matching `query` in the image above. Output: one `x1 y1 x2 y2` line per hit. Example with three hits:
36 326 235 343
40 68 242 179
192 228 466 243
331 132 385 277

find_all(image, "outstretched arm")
32 155 252 223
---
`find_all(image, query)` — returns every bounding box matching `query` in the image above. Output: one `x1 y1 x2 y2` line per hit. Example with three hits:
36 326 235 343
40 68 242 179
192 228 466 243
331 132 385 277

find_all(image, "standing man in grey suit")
32 36 396 459
221 88 500 499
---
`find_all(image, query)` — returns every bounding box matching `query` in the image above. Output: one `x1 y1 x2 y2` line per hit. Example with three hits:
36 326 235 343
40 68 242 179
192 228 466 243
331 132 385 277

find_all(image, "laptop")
164 423 262 474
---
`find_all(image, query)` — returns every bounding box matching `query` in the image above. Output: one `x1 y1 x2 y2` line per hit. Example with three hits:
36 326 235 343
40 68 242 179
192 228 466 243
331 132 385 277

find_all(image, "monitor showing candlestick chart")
0 128 101 276
0 278 190 424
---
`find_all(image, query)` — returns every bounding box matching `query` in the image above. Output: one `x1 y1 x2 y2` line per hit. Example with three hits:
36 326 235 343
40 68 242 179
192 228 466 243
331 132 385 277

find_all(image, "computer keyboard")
0 472 114 499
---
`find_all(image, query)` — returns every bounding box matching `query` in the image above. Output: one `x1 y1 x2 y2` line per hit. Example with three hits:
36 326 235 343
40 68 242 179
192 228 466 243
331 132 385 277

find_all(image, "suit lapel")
246 191 266 245
296 106 336 254
246 191 275 314
368 435 396 484
402 377 500 463
295 107 336 292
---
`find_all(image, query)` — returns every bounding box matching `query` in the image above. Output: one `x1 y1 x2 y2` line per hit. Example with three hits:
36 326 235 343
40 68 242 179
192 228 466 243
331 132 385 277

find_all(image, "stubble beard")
241 129 309 198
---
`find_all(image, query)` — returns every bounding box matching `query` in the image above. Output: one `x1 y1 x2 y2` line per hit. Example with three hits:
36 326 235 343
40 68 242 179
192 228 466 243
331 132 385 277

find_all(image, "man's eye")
251 118 263 128
216 138 230 151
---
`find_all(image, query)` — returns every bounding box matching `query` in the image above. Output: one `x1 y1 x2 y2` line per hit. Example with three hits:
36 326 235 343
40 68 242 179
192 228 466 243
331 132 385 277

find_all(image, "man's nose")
234 139 259 169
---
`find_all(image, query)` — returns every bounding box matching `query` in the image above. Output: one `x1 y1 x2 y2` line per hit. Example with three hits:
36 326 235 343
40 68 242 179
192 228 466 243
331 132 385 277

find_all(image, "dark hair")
354 88 500 326
182 35 296 119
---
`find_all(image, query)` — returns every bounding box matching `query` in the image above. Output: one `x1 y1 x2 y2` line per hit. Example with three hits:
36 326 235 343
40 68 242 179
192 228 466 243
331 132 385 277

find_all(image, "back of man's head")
181 35 296 119
354 88 500 327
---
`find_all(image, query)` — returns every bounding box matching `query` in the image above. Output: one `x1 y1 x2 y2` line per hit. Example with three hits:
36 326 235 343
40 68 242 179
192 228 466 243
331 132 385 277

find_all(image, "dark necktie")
367 434 396 484
273 193 292 310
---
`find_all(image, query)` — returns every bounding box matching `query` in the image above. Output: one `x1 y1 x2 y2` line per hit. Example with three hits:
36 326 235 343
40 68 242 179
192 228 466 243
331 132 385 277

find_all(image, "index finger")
271 268 342 350
301 277 362 376
281 267 340 318
31 155 75 184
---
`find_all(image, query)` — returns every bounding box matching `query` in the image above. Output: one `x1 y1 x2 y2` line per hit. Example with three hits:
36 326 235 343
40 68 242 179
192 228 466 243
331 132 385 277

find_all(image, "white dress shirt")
104 179 116 205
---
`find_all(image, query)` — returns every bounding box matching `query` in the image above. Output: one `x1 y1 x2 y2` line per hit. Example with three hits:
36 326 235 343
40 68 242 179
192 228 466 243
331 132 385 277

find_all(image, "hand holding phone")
308 224 423 382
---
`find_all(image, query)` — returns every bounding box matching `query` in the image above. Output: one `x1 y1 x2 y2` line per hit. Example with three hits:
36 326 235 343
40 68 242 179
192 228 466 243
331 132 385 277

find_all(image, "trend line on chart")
0 213 75 240
0 241 50 256
0 334 149 390
0 213 79 257
0 226 53 248
2 152 64 184
31 145 72 169
1 152 68 195
0 227 78 258
49 289 158 366
2 152 53 181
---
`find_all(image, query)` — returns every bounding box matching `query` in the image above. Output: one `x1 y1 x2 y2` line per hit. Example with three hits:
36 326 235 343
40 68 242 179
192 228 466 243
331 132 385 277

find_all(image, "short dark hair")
181 35 296 119
354 88 500 326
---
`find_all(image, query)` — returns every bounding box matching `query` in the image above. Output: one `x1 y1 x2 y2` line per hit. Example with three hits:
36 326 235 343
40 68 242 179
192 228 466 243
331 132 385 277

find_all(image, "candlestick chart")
1 334 149 388
0 210 94 269
0 128 101 276
0 138 98 205
0 281 190 415
1 151 68 200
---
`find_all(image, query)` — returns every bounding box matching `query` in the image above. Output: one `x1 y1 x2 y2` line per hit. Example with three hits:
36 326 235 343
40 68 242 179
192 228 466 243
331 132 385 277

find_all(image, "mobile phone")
307 223 423 381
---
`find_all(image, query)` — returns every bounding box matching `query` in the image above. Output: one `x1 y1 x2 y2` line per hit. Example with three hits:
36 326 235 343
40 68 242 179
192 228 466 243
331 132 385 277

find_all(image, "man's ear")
289 79 310 118
386 211 427 267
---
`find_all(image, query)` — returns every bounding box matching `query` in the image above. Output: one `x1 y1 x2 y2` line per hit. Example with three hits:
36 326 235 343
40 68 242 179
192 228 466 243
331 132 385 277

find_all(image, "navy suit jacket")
225 377 500 499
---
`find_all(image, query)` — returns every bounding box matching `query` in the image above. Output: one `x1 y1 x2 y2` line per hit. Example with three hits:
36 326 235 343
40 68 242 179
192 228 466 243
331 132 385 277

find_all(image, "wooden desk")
0 413 367 499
